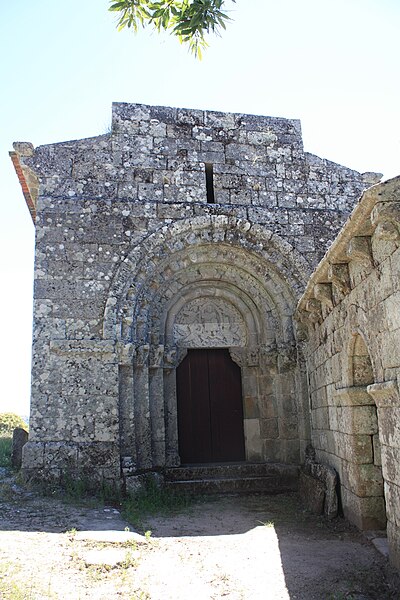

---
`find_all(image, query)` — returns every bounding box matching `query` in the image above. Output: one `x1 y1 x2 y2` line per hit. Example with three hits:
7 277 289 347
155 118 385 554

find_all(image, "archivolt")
102 215 311 341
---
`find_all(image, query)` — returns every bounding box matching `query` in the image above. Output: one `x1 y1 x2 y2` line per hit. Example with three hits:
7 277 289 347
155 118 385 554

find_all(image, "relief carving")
247 347 260 367
229 347 245 367
163 346 187 369
135 344 149 367
148 344 164 369
173 298 246 347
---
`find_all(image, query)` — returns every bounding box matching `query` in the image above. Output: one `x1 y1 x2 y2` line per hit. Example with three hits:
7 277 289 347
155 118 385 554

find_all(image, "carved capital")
347 236 373 266
246 347 260 367
163 346 177 368
313 283 333 310
163 346 187 369
117 342 135 366
148 344 164 369
229 347 245 368
135 344 150 367
328 263 351 295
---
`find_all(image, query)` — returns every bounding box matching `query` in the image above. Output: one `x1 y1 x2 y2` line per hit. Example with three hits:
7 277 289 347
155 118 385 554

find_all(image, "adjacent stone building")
297 175 400 569
10 103 399 568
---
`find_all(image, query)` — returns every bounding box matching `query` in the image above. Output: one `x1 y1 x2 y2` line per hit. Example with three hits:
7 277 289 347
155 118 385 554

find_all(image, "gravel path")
0 469 398 599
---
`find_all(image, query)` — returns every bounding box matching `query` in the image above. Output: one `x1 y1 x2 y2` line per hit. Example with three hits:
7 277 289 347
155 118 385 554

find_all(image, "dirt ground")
0 468 398 600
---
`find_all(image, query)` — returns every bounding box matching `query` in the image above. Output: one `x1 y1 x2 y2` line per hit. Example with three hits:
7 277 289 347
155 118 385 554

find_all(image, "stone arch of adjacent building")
104 216 311 472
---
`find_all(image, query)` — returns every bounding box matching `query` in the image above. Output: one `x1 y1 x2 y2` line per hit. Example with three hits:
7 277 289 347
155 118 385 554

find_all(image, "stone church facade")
10 103 399 568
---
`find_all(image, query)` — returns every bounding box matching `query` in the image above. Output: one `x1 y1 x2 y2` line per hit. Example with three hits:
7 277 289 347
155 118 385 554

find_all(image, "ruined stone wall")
297 176 400 570
11 103 377 488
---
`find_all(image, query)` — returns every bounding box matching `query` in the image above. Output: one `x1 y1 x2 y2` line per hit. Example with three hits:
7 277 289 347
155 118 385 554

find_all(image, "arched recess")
106 216 311 472
349 331 375 387
335 331 386 530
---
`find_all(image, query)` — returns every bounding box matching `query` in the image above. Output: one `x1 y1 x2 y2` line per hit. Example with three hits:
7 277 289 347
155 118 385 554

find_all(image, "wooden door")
177 349 245 464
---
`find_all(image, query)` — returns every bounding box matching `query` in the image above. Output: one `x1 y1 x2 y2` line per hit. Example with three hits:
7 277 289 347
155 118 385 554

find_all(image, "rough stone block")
244 419 262 461
260 418 279 439
279 418 299 439
334 386 374 407
384 481 400 527
43 442 79 469
341 461 384 497
77 442 120 470
311 407 329 430
377 407 400 448
11 428 29 469
387 520 400 571
335 432 373 463
336 406 378 435
299 471 325 514
243 396 259 419
381 445 400 486
368 380 400 409
341 485 387 530
373 434 382 466
22 441 45 469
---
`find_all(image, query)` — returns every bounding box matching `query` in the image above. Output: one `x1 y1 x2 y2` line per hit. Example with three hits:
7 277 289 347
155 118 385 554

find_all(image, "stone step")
164 463 299 495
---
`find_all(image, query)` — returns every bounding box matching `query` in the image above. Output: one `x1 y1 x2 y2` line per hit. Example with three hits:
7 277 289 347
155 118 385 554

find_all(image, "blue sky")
1 0 399 415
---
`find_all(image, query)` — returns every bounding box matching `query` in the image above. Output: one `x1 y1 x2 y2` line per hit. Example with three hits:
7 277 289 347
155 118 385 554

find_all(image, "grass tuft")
122 477 197 530
0 436 12 469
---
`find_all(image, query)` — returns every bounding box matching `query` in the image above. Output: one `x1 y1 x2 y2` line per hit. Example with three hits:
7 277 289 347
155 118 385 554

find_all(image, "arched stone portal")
106 216 311 473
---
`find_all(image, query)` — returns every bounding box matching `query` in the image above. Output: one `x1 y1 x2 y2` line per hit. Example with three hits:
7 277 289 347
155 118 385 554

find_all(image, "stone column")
163 346 182 467
367 380 400 570
118 365 136 467
133 345 152 469
149 344 166 468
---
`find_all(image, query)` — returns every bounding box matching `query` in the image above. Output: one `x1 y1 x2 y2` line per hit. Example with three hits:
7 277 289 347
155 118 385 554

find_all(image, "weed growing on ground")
38 474 123 509
60 475 122 506
0 436 12 468
122 477 198 530
260 519 275 528
0 560 56 599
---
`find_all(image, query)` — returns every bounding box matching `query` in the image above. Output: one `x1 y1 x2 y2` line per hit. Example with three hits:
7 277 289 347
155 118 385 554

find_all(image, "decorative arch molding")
136 259 280 347
113 216 310 471
102 216 311 340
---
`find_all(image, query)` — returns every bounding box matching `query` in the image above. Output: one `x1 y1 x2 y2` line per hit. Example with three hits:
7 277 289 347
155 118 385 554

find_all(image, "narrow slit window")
205 163 215 204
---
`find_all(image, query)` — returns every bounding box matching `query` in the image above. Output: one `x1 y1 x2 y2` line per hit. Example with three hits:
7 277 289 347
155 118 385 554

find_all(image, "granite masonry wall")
11 103 379 491
297 176 400 570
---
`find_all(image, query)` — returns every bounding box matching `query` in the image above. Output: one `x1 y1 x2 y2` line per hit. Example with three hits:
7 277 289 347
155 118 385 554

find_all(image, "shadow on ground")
1 468 399 599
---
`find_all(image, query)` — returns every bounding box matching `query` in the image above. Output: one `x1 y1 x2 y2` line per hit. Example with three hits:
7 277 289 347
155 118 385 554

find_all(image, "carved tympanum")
173 297 246 347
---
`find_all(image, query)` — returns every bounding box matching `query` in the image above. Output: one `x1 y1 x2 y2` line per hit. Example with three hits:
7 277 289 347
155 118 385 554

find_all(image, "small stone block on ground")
299 471 325 514
74 530 145 544
82 548 139 567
